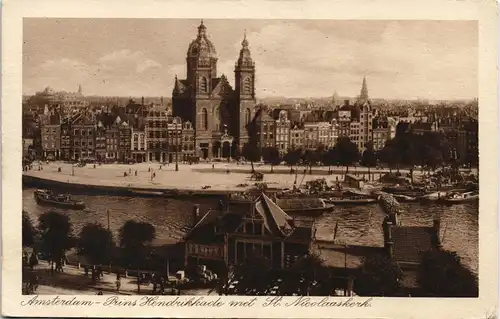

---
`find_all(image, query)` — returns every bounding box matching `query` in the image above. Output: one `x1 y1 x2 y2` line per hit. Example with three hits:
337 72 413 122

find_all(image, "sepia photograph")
19 17 481 299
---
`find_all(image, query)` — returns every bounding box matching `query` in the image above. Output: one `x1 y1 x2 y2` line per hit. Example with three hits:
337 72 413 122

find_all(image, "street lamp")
175 121 179 172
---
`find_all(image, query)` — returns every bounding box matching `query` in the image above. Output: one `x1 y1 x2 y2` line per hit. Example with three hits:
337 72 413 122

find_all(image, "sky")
23 19 478 100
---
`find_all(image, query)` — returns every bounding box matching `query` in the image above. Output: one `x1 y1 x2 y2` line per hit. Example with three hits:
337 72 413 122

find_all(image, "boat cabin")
344 174 364 189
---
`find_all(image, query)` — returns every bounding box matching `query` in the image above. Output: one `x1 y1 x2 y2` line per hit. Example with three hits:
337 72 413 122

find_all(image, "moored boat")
228 193 333 217
442 191 479 204
419 191 448 202
275 197 334 217
34 189 85 210
324 197 377 205
129 189 165 197
391 194 418 202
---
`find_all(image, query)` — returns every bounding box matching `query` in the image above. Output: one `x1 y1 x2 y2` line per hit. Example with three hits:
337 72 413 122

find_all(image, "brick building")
172 21 257 159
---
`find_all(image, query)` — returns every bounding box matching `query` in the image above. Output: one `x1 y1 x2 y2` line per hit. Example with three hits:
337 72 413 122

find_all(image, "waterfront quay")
23 161 476 195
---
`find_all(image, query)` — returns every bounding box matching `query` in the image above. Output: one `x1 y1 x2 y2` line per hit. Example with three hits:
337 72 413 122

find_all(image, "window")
213 106 220 131
201 108 208 130
243 77 252 94
245 108 251 125
200 76 208 93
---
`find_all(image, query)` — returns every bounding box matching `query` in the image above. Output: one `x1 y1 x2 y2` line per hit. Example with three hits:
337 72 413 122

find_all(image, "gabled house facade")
184 194 315 274
71 111 96 160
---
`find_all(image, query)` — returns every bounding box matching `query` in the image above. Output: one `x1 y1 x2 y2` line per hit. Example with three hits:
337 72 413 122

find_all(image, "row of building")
23 20 478 165
26 104 195 163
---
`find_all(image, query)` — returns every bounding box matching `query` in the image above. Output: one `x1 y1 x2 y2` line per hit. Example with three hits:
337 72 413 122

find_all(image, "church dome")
187 20 217 59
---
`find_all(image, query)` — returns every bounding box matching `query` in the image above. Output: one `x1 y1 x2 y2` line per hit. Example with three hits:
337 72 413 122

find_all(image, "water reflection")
22 188 478 273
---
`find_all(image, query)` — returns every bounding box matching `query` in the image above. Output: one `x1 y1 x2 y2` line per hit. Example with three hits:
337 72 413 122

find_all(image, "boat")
275 197 334 217
323 190 378 205
419 191 448 202
128 189 165 197
381 186 426 198
391 194 418 202
442 191 479 204
324 197 377 205
34 189 85 210
228 193 333 217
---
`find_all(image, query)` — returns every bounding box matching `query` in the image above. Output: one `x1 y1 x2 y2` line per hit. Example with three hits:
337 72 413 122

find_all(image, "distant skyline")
23 19 478 100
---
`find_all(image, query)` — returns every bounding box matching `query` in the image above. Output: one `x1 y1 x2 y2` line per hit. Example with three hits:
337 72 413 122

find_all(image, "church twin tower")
172 20 256 158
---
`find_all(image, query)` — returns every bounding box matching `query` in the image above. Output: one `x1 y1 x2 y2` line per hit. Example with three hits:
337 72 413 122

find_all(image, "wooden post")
137 267 140 293
280 241 285 268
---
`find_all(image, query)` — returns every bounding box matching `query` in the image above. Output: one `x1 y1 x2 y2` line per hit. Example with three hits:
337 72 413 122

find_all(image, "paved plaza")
23 161 469 192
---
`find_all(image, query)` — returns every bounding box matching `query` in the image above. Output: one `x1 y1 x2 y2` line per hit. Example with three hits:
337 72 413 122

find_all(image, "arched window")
201 108 208 130
200 76 208 93
243 77 252 95
213 106 221 131
244 108 251 125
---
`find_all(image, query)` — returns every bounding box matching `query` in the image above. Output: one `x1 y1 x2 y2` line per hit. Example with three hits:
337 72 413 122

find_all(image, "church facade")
172 21 257 159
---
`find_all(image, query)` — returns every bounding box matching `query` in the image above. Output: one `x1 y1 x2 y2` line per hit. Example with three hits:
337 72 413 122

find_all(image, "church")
172 20 257 159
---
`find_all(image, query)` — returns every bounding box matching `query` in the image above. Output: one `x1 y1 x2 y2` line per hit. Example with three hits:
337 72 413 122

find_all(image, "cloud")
24 20 477 99
98 49 162 73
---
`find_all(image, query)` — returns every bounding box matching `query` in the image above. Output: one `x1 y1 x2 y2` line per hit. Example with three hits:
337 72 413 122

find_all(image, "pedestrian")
93 164 96 169
129 168 132 174
135 170 138 176
116 273 121 291
152 274 157 293
148 167 151 172
97 265 103 280
29 253 38 269
159 165 162 170
91 268 96 283
212 164 215 170
84 265 89 277
153 172 156 179
159 277 165 294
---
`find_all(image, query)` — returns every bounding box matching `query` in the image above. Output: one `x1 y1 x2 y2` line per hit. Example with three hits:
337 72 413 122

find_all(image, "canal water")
23 188 478 274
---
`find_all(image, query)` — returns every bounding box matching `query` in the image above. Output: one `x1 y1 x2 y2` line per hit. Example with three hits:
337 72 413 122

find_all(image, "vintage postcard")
1 0 498 318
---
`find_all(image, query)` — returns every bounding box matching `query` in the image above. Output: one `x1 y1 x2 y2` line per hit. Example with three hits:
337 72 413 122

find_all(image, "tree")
77 223 115 266
261 147 281 173
283 148 303 174
334 137 360 173
355 254 403 296
119 220 156 293
417 250 478 297
378 140 401 173
22 210 37 248
38 211 74 271
234 253 272 292
119 220 156 268
242 143 261 173
288 253 330 295
322 147 338 174
361 141 377 175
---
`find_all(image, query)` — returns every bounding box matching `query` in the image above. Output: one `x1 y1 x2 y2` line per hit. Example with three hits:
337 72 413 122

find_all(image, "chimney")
382 216 393 243
383 217 394 257
141 97 145 105
192 204 200 226
160 96 164 105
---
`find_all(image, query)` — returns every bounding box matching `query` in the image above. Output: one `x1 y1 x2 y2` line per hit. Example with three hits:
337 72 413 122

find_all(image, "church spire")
241 29 248 48
359 77 369 103
198 19 206 37
78 84 82 94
